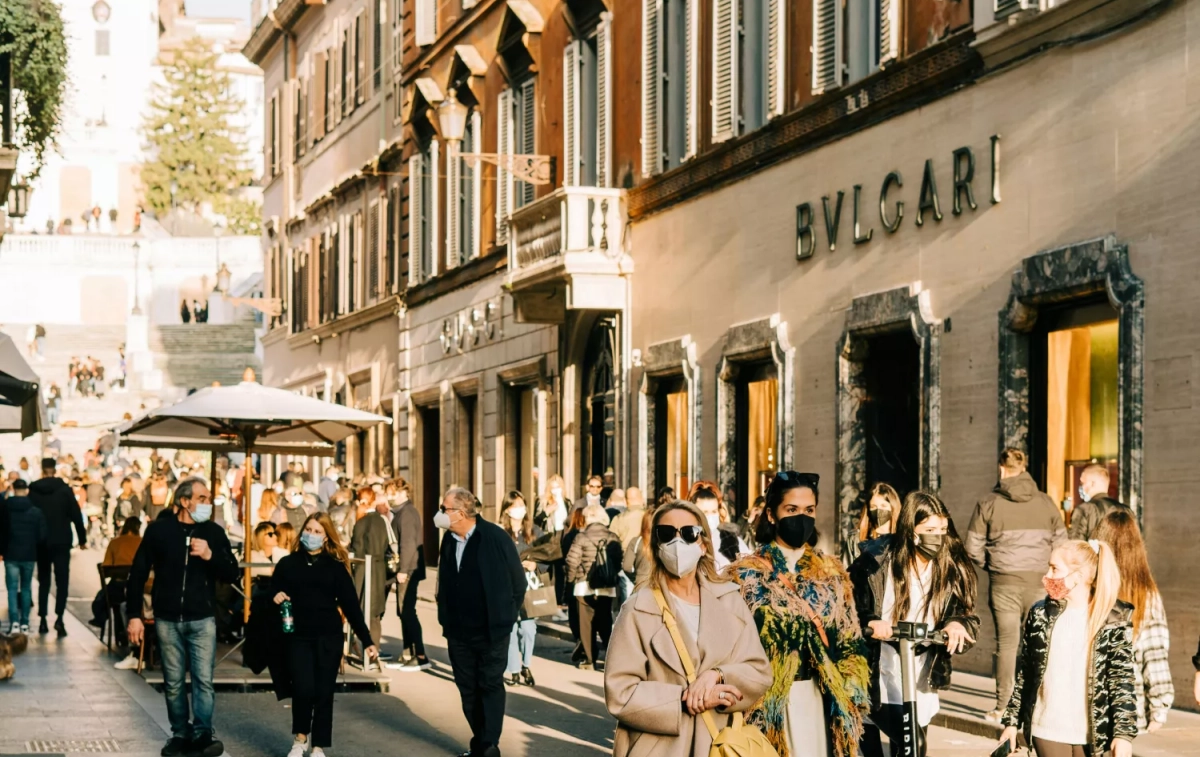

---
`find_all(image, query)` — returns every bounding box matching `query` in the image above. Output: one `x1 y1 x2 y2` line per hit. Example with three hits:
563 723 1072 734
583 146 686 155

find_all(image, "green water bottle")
281 600 294 634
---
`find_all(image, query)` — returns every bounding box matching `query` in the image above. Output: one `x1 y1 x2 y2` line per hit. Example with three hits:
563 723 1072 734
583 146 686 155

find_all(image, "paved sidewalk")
935 670 1200 756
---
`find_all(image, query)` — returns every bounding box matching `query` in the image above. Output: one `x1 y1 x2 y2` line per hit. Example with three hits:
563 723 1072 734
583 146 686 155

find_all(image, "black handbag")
384 518 401 581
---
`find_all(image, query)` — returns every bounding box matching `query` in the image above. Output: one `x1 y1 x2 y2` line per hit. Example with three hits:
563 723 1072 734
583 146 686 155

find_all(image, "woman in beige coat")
605 500 773 757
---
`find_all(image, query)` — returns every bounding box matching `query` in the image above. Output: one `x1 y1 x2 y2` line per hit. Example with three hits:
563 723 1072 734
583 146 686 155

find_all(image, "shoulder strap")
651 588 721 740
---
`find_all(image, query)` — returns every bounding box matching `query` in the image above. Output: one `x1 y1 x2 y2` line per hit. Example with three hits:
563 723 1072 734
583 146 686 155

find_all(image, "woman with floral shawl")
733 472 871 757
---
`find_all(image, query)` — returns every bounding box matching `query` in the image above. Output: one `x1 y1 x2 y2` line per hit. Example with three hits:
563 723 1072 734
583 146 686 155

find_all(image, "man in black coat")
350 491 391 655
126 478 239 757
436 487 526 757
1 480 47 632
389 480 429 671
28 458 86 637
1068 464 1131 540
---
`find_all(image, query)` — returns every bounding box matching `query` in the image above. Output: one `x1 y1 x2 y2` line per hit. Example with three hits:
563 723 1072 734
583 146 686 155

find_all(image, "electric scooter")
888 620 948 757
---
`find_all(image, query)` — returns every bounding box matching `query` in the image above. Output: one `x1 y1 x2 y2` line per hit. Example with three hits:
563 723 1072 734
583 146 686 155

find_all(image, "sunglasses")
775 471 820 489
654 524 705 544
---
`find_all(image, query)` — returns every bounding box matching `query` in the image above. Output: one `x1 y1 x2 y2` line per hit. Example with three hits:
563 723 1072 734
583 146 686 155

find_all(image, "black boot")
55 619 67 638
38 617 48 634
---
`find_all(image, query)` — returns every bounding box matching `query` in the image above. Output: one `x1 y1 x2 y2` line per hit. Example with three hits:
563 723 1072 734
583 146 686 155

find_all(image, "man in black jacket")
29 458 86 637
1 480 47 632
436 487 525 757
1067 464 1130 540
126 478 239 757
388 479 429 672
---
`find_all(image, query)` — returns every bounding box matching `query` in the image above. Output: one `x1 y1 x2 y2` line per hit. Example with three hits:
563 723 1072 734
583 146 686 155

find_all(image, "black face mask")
870 508 891 528
915 534 944 561
775 514 816 549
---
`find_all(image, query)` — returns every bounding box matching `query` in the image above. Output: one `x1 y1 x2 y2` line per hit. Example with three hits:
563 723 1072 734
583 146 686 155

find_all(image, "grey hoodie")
965 472 1066 575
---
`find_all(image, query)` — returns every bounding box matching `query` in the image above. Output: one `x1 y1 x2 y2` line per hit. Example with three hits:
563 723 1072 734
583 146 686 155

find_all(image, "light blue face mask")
300 532 326 551
1078 486 1092 504
192 503 213 523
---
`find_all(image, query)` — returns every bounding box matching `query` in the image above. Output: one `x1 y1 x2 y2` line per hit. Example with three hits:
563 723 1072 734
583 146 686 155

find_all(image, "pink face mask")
1042 573 1073 601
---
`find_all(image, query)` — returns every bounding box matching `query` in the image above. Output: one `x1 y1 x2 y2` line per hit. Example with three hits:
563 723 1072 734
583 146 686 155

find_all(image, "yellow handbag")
651 588 780 757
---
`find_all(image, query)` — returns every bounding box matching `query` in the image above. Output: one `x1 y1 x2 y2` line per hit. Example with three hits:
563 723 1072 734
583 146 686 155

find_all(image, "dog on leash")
0 632 29 680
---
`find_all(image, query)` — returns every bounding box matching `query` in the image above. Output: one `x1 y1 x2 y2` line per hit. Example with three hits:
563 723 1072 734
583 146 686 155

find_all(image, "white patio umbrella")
119 373 391 614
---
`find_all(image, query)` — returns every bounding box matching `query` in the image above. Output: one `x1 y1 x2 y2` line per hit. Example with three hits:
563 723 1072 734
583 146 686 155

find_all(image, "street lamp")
436 89 553 185
131 241 142 315
6 180 31 219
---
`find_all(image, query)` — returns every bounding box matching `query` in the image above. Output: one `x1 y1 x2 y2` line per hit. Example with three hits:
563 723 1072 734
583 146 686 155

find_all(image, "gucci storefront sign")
796 135 1001 260
440 299 502 354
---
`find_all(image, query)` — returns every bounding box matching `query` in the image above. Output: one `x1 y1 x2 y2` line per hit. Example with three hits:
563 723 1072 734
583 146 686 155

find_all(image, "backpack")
586 536 621 589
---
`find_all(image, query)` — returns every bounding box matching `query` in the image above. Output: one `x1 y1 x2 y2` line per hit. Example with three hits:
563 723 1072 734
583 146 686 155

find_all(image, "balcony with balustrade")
505 186 632 323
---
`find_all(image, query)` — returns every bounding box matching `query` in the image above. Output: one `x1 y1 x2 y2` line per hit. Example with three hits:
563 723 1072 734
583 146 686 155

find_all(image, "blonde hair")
582 503 610 526
1057 539 1122 642
646 500 728 589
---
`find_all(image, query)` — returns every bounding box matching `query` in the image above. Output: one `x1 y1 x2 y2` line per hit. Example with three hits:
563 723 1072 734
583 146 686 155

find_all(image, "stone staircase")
149 321 261 391
0 324 151 467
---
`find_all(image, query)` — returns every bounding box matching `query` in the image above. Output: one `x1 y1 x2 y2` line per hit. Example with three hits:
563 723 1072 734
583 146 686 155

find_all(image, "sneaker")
311 749 325 757
160 738 191 757
19 624 29 634
390 656 432 672
187 732 224 757
984 709 1003 724
376 651 395 662
287 738 308 757
114 654 139 670
576 661 593 671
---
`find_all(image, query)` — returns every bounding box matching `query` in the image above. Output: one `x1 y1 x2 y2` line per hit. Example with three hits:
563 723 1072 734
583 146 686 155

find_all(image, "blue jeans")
5 561 35 626
157 618 217 740
505 619 537 674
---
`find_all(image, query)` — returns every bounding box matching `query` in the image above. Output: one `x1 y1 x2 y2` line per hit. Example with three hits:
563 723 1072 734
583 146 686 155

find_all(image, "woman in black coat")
273 513 377 757
849 491 979 757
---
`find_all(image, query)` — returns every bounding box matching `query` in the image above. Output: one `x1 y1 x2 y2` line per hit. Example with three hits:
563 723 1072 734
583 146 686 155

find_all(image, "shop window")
379 403 394 475
1029 299 1119 510
654 377 691 496
735 363 778 513
584 319 617 482
507 385 538 500
457 392 479 492
861 329 921 498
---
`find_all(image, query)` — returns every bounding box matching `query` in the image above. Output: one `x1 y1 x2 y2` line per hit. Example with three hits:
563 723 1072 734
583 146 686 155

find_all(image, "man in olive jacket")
436 487 525 757
965 448 1065 719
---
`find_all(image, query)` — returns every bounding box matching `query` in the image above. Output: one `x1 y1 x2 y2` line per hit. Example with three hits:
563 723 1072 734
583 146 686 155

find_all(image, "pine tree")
141 39 253 220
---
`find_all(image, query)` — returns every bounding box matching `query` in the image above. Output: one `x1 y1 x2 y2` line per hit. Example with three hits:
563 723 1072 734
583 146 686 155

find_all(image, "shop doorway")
861 329 921 499
654 376 690 496
583 319 617 482
1028 297 1120 510
735 362 778 518
458 392 478 493
418 404 441 565
505 384 537 501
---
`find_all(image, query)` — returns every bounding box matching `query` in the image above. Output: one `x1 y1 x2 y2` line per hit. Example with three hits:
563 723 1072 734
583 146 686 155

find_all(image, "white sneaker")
287 738 309 757
311 749 326 757
113 654 139 670
19 624 29 634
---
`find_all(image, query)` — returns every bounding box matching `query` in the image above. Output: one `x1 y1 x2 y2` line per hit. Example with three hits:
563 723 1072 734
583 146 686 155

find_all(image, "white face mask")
433 510 454 530
657 538 704 578
705 514 721 534
290 494 304 506
508 506 527 521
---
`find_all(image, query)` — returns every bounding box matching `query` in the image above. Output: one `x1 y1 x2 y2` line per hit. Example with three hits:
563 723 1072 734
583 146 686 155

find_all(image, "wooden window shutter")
368 199 380 299
685 0 699 158
386 185 397 292
409 154 422 285
876 0 899 68
496 89 514 243
307 58 318 146
416 0 436 46
596 13 613 188
391 0 402 71
563 40 582 187
273 92 282 175
446 146 461 267
766 0 786 117
641 0 662 176
518 80 535 206
812 0 842 94
322 51 333 136
470 111 483 260
429 139 440 277
356 12 366 104
711 0 737 143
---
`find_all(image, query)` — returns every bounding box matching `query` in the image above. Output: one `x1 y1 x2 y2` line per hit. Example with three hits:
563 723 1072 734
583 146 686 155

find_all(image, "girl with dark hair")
849 490 979 757
857 482 902 544
689 481 750 572
1093 510 1174 733
272 513 377 757
655 486 677 508
500 490 544 686
733 472 870 757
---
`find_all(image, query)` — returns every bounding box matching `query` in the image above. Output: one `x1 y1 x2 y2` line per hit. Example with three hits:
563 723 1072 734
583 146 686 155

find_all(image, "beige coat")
605 578 773 757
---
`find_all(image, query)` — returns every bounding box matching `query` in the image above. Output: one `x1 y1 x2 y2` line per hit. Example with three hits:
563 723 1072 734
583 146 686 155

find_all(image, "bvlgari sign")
796 135 1001 259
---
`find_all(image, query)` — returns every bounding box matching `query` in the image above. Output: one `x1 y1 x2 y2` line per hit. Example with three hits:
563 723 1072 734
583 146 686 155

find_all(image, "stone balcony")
505 186 633 323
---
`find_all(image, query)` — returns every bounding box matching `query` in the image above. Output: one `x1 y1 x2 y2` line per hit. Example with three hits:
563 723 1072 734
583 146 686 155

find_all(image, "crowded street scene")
3 0 1200 755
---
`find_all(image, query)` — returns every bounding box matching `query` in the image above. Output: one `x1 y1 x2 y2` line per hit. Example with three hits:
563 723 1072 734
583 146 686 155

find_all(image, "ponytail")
1088 539 1121 642
1060 538 1122 641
